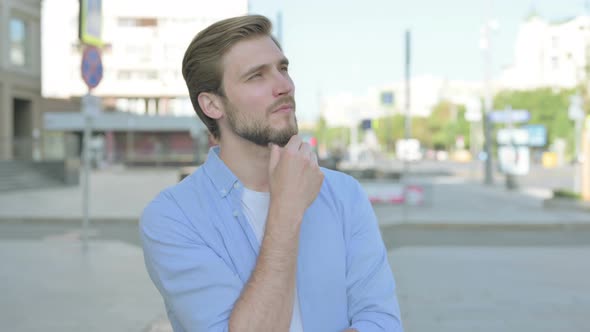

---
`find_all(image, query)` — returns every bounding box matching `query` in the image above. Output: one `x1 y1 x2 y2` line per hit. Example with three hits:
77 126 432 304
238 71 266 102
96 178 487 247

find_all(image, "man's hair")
181 15 281 139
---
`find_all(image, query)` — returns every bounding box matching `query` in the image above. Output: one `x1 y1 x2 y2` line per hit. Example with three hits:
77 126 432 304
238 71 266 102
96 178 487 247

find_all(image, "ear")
197 92 224 120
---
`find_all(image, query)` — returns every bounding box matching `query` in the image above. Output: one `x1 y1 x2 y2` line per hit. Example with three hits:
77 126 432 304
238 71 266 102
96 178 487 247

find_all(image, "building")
42 0 248 115
0 0 43 160
499 14 590 90
38 0 247 166
320 76 483 127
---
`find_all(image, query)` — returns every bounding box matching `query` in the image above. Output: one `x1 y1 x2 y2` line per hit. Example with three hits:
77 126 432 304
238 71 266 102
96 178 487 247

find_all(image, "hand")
268 135 324 218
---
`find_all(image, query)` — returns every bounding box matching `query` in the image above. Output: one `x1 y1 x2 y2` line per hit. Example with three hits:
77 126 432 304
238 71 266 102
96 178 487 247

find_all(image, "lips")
273 104 295 113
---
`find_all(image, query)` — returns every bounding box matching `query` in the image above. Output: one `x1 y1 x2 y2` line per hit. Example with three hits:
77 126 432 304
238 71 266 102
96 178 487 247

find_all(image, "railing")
1 130 209 167
0 136 41 161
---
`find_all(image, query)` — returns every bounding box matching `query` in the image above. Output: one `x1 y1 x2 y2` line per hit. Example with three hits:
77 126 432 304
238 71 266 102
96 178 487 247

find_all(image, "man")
140 15 403 332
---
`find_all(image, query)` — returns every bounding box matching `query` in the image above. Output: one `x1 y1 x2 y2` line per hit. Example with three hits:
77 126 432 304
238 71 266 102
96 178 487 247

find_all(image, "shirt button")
220 189 227 195
234 183 240 189
233 210 239 217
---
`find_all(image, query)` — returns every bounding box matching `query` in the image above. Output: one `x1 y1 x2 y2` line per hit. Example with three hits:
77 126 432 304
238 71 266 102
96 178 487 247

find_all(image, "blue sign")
361 119 372 130
488 109 530 123
381 91 394 106
523 124 547 147
81 46 103 90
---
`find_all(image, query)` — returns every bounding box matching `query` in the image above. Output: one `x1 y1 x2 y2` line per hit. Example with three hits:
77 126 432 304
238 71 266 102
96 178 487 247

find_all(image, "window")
118 17 158 27
10 17 29 67
552 36 559 49
117 70 158 80
551 56 559 70
117 70 131 80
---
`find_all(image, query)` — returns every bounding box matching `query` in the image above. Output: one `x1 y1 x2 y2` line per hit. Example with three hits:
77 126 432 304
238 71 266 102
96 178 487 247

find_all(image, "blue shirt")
140 147 403 332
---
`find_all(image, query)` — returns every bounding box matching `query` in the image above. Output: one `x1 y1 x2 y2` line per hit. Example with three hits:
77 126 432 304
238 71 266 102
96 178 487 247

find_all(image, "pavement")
0 238 165 332
2 235 588 332
1 164 589 331
391 246 590 332
0 165 588 227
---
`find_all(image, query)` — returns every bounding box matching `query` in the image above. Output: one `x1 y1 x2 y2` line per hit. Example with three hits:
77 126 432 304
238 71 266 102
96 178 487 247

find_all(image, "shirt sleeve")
140 193 242 332
344 179 404 331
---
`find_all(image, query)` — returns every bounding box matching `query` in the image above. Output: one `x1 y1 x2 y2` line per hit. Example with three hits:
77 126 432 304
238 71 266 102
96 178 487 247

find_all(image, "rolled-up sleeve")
140 193 242 332
344 180 403 332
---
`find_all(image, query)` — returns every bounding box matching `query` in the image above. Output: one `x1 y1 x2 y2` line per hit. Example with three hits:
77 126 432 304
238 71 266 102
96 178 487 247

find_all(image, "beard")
224 96 298 147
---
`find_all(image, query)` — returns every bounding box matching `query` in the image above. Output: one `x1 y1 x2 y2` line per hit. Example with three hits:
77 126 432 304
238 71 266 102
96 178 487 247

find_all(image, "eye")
280 65 289 72
248 72 262 80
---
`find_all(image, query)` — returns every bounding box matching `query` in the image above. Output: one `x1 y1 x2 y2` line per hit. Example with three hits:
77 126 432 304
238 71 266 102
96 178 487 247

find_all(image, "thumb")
268 143 281 173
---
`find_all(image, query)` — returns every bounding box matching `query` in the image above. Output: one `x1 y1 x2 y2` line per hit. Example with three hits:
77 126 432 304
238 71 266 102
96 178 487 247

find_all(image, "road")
2 221 590 251
1 161 588 332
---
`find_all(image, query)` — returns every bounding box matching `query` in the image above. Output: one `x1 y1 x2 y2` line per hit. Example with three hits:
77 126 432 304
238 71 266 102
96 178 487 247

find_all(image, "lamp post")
479 10 498 185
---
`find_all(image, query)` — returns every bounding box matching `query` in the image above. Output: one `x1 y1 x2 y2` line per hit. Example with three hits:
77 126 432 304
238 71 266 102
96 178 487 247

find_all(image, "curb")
0 216 139 225
543 197 590 212
3 216 590 231
379 222 590 231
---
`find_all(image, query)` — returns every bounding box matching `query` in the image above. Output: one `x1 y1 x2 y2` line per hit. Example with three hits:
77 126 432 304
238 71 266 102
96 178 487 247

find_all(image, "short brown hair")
181 15 280 139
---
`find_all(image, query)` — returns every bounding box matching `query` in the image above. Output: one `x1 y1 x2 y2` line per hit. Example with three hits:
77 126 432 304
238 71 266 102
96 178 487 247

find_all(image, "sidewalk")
0 238 165 332
0 167 178 222
370 177 590 227
0 166 589 227
391 245 590 332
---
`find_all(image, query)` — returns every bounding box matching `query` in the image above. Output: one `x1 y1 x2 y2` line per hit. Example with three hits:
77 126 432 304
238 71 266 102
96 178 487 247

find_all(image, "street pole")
402 29 411 222
277 11 283 46
574 117 583 192
404 29 411 140
81 94 93 252
482 12 495 185
505 106 517 189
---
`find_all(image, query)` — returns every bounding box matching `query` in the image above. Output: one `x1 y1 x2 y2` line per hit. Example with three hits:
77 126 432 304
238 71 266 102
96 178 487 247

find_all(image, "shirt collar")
202 146 240 198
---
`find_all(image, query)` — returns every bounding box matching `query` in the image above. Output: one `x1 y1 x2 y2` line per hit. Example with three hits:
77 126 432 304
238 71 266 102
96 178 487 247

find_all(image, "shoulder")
320 167 365 197
140 167 212 234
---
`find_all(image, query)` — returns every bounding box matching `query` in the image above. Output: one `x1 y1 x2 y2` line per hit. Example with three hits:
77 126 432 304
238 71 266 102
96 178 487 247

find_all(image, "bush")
552 189 581 200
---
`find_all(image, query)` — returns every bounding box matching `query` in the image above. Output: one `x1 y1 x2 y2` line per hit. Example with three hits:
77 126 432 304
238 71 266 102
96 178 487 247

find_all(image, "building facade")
500 14 590 90
0 0 43 160
320 76 483 127
42 0 248 115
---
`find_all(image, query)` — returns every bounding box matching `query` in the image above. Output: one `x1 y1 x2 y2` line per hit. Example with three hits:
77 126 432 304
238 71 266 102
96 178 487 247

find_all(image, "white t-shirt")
240 187 304 332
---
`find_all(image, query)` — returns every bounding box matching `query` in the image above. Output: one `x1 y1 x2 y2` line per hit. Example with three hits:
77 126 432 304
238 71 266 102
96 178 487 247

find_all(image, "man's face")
219 36 297 147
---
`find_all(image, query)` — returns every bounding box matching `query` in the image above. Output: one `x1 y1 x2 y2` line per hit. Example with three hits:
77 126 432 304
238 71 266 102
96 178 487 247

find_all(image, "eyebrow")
240 57 289 80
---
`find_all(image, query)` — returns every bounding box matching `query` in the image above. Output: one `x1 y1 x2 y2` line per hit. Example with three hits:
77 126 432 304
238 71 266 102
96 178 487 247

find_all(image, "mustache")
268 96 296 113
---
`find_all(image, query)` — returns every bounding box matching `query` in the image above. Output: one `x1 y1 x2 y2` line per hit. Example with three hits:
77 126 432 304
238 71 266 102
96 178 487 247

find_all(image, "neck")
218 135 271 192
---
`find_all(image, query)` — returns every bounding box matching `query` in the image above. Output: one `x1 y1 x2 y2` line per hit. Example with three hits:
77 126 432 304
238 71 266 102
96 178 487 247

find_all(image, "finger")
268 143 281 172
311 151 319 166
284 135 302 153
299 142 312 157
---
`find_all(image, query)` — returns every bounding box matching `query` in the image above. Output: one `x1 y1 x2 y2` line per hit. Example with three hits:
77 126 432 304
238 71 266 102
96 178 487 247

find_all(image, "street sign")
381 91 394 106
488 109 530 123
498 146 530 176
523 124 547 147
82 94 101 117
497 128 529 145
81 46 103 90
79 0 103 47
569 94 585 121
465 97 482 122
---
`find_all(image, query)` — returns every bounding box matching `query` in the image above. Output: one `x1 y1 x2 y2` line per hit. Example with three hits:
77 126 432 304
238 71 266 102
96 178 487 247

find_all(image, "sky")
248 0 590 123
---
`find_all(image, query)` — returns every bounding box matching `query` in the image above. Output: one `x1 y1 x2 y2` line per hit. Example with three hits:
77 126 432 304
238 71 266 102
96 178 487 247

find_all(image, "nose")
272 70 294 97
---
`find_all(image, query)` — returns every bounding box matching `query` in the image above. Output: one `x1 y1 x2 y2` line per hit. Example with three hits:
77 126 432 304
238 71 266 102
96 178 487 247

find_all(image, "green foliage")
553 188 581 200
313 87 583 155
493 88 577 154
373 114 405 152
314 116 350 149
423 100 471 150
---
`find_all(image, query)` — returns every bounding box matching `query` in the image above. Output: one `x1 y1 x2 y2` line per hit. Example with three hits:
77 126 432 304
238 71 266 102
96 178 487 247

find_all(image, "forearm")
229 206 302 331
